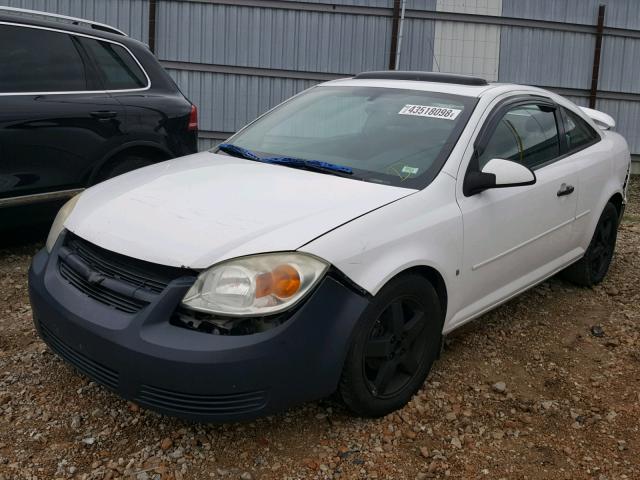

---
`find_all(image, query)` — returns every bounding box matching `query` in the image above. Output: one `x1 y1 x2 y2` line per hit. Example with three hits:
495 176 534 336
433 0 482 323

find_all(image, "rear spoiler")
579 106 616 130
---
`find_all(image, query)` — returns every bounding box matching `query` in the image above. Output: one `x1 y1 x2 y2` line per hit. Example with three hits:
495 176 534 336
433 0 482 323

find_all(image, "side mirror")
464 159 536 196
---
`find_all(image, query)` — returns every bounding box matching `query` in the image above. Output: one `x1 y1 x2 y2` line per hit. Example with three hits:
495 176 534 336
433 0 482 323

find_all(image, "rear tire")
339 274 442 417
95 155 155 183
560 202 618 286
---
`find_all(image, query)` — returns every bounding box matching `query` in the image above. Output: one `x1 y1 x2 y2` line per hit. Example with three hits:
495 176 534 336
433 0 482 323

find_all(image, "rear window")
560 107 600 152
0 24 88 93
78 38 147 90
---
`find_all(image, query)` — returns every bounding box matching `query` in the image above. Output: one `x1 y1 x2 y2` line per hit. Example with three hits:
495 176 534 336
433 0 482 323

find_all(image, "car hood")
65 152 415 269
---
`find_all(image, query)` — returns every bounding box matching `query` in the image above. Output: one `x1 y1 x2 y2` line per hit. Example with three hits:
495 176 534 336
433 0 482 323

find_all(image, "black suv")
0 8 198 227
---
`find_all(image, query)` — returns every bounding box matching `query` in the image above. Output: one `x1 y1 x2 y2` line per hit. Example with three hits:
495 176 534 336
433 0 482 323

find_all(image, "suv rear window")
78 38 147 90
0 24 88 93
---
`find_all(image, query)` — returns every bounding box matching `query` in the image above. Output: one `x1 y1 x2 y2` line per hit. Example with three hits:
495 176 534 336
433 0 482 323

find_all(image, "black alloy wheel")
340 274 442 417
363 298 427 398
560 202 619 286
588 211 616 280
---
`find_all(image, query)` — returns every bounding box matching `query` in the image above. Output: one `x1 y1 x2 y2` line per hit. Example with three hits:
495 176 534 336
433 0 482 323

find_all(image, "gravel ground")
0 177 638 480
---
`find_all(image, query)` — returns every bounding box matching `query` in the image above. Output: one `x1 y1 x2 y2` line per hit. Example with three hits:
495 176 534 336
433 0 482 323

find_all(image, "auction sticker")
399 104 461 120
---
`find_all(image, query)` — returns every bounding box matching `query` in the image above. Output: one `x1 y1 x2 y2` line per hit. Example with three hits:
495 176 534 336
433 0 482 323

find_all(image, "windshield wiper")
262 157 353 175
217 143 354 177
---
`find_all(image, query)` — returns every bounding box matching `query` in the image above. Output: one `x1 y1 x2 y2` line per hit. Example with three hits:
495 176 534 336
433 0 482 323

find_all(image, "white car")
29 71 631 421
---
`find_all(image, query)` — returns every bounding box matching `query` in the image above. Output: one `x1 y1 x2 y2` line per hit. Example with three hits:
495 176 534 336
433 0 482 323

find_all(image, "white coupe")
30 71 631 421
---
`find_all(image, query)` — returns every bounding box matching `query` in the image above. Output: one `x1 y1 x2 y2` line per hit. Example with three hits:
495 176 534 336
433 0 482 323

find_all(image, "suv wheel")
339 274 442 417
561 202 619 286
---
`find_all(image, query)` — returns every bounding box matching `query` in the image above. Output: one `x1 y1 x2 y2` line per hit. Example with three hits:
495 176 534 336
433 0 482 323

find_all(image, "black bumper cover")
28 247 369 422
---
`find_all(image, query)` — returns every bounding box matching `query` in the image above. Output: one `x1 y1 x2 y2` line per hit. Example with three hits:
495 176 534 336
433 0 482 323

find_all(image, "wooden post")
148 0 158 53
388 0 401 70
589 4 606 109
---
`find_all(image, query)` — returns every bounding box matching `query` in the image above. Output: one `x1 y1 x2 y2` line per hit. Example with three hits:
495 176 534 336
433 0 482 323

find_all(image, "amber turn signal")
255 264 301 299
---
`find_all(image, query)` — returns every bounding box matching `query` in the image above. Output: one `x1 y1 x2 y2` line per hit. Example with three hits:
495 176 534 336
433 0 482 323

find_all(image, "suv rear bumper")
29 246 369 422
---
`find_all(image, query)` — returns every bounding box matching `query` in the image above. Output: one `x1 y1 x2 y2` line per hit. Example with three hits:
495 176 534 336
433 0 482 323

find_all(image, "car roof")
0 11 134 44
320 77 549 99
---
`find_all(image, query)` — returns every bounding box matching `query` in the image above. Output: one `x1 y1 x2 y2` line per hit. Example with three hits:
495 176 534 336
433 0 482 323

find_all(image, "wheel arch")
608 191 624 219
87 141 174 185
578 177 626 252
372 264 449 323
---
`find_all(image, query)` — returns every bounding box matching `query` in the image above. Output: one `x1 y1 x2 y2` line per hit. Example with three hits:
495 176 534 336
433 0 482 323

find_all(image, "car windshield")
222 86 477 188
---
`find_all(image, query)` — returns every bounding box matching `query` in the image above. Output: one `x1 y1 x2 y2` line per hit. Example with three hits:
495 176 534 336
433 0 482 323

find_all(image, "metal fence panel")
166 69 318 133
0 0 149 41
597 99 640 153
268 1 438 10
277 0 439 10
564 95 590 107
599 35 640 94
2 0 639 156
278 0 392 7
406 0 439 11
396 17 436 70
157 1 391 74
498 27 595 89
198 137 223 151
502 0 640 30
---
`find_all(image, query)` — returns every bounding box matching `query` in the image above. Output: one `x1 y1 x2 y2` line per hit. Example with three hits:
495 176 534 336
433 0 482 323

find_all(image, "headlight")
182 253 329 316
45 194 81 252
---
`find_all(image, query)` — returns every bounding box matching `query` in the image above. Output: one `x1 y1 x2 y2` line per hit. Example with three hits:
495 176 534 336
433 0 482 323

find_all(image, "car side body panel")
303 86 631 336
569 130 629 252
300 173 463 329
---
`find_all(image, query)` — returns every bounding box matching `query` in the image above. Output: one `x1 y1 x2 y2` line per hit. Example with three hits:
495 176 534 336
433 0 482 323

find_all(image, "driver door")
452 98 579 326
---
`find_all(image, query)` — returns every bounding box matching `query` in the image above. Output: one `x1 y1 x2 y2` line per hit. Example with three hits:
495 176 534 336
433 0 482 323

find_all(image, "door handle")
557 183 575 197
90 110 118 120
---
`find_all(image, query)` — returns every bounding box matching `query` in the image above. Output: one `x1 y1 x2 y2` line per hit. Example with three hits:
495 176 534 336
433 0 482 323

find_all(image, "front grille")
39 321 119 389
136 384 268 416
58 233 195 314
59 261 147 314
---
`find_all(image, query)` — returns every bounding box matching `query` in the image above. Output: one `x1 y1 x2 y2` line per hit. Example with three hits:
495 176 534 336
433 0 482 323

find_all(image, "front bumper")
28 243 369 422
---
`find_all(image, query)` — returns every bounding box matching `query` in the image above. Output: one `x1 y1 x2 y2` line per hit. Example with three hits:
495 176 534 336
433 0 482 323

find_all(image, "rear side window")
0 24 88 93
478 104 560 170
560 107 599 152
78 38 147 90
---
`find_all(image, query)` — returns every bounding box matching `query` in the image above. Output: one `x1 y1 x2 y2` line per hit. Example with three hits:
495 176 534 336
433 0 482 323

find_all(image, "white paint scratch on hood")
65 152 415 268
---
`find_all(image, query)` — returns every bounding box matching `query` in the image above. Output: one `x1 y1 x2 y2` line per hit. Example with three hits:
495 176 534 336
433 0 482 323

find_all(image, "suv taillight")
188 104 198 132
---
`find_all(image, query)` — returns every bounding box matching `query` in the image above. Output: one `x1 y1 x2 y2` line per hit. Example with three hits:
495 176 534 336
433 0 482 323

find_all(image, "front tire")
339 274 442 417
561 202 619 286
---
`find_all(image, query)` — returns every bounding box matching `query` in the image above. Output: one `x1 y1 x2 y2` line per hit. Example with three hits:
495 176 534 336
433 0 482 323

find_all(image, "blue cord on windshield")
218 143 353 174
217 143 262 161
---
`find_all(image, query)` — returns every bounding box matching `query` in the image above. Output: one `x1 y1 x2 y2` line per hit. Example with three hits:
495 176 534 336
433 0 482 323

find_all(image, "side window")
78 38 147 90
478 104 560 170
560 107 599 152
0 24 88 93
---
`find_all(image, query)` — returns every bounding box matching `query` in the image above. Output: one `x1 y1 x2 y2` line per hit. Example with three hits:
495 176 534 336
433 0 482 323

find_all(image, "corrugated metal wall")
1 0 639 156
498 28 596 89
502 0 640 30
155 0 398 150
